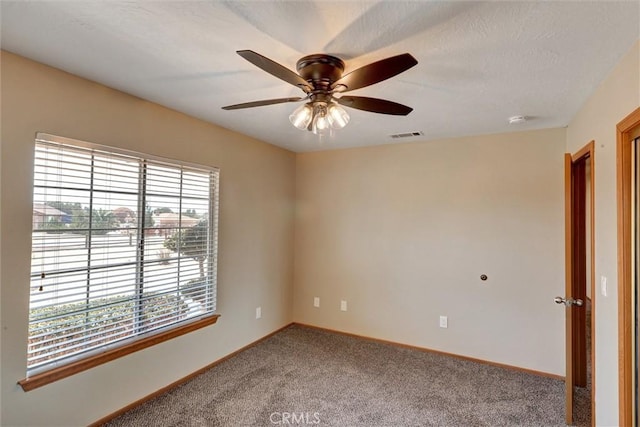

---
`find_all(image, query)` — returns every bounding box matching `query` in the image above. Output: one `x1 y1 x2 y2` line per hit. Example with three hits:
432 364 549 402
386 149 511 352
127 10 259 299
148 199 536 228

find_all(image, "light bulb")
327 103 350 129
289 103 313 130
311 103 330 135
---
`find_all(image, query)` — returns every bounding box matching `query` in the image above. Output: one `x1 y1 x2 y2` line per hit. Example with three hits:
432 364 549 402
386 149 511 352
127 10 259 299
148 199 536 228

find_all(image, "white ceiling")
2 1 639 153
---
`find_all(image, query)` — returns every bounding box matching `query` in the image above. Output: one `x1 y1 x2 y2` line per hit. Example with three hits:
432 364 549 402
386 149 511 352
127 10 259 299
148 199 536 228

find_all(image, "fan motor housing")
296 54 345 89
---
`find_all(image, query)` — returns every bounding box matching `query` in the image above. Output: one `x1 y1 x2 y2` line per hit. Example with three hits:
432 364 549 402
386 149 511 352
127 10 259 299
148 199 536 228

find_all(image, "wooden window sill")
18 314 220 392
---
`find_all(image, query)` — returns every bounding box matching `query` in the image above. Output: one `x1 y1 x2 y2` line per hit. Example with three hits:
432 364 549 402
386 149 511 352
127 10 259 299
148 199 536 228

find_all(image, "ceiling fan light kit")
290 102 350 135
222 50 418 134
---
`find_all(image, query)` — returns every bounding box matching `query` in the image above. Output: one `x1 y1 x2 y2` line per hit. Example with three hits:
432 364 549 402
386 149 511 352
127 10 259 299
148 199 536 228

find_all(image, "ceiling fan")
222 50 418 134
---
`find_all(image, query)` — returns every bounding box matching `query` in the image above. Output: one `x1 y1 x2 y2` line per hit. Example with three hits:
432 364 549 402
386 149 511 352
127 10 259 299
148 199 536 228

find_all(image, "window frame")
19 133 220 391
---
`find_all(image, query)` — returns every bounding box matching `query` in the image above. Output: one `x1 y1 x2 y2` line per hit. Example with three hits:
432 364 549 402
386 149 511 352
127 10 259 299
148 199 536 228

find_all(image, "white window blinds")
28 134 219 374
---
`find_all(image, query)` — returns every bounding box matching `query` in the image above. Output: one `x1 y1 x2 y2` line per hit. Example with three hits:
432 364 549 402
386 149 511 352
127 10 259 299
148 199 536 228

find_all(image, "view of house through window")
28 133 219 374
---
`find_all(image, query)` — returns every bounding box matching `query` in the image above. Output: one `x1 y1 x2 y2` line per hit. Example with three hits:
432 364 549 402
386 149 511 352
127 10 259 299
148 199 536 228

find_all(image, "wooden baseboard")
293 322 565 381
89 323 294 426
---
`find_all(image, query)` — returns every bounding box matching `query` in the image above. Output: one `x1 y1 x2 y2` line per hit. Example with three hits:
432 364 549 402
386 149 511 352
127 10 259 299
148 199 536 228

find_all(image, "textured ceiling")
1 1 639 152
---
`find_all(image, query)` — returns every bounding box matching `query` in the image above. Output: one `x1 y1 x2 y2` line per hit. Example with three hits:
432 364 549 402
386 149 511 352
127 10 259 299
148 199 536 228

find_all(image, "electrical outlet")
439 316 448 328
601 276 608 297
256 306 262 319
313 297 320 308
340 300 347 312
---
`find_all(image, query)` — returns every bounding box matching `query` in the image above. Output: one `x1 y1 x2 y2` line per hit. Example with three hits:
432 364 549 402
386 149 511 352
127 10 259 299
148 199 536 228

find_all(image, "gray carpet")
105 325 582 426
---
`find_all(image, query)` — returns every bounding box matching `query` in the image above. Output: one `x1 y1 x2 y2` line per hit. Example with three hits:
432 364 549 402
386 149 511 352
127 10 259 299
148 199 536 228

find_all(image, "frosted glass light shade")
311 103 330 135
289 103 313 130
327 103 350 129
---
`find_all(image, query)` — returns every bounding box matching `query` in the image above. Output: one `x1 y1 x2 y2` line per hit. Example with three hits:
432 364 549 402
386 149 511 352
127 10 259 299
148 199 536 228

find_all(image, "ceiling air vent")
390 131 423 139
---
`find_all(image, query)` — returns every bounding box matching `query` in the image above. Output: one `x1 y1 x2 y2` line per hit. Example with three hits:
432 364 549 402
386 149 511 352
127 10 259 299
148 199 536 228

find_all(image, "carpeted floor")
105 324 585 426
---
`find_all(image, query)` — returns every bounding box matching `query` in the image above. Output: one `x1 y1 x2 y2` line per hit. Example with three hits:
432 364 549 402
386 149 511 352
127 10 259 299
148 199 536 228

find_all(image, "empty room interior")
1 1 640 426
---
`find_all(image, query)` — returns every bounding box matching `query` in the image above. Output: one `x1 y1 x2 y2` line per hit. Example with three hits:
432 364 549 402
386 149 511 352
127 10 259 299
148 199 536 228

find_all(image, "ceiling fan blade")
237 50 313 92
336 96 413 116
222 97 305 110
331 53 418 93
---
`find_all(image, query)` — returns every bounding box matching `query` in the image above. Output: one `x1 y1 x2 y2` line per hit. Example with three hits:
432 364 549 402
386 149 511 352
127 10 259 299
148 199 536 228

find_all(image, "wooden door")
572 159 587 389
563 149 593 425
564 153 575 425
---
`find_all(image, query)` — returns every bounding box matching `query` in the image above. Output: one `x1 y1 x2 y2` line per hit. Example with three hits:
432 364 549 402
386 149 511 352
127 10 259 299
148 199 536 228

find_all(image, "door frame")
618 106 640 427
565 141 596 426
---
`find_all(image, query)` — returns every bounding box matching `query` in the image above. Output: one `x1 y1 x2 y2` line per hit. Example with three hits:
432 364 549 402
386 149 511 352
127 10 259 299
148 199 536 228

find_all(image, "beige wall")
294 128 567 376
0 51 296 426
3 37 638 426
566 39 640 426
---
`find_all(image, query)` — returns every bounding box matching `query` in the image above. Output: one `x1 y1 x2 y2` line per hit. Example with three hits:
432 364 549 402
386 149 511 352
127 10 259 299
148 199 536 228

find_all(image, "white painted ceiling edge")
1 1 639 153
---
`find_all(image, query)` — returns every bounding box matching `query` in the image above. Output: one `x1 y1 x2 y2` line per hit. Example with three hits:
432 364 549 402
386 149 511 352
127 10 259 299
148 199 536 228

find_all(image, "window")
25 133 219 383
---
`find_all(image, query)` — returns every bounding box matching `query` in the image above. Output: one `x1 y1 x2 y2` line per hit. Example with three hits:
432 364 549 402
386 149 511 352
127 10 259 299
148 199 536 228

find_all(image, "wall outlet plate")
313 297 320 308
340 300 347 311
256 306 262 319
439 315 448 328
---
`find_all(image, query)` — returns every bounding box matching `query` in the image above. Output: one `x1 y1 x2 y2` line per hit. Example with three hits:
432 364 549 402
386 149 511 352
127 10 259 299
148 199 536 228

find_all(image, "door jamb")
618 106 640 427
